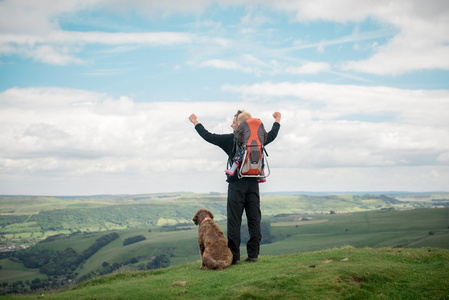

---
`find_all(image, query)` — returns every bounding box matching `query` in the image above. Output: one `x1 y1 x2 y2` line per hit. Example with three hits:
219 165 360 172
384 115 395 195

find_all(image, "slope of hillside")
3 192 448 249
3 247 449 299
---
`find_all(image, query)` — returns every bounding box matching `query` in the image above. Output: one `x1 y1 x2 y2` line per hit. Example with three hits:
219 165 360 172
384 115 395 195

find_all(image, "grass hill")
1 207 448 294
2 192 448 249
1 192 449 295
2 247 449 299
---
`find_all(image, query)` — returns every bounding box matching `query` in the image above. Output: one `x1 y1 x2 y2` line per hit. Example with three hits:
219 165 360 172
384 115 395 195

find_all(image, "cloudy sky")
1 0 448 195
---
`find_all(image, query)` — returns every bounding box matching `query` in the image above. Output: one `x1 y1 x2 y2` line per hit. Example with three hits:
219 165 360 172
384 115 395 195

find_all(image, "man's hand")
189 114 199 125
273 112 281 123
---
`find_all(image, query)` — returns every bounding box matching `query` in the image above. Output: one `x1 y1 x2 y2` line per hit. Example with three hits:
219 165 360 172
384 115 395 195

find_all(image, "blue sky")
1 0 449 195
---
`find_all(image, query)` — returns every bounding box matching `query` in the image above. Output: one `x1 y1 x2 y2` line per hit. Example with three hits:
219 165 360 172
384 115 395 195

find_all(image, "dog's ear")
192 211 199 225
208 210 214 220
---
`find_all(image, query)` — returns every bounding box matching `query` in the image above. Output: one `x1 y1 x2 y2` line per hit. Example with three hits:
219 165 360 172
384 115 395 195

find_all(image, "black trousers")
227 178 261 262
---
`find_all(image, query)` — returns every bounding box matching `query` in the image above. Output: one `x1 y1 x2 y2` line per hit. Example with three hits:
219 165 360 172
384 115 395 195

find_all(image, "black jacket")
194 122 281 182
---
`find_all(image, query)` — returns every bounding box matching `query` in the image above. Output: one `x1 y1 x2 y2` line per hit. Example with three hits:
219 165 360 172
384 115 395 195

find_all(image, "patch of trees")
361 195 403 204
83 232 119 259
29 210 64 231
25 204 163 232
1 276 75 295
123 235 146 246
38 233 67 243
431 200 449 207
155 194 180 198
137 254 170 270
13 247 79 276
0 215 28 227
380 207 395 211
274 213 293 218
38 231 92 244
12 232 119 277
160 224 194 232
40 248 80 276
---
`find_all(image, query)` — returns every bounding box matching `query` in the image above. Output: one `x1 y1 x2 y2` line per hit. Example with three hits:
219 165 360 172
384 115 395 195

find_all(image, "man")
189 111 281 264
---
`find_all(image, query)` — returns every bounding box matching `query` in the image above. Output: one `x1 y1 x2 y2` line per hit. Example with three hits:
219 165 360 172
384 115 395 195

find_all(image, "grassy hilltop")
2 247 449 299
1 192 449 296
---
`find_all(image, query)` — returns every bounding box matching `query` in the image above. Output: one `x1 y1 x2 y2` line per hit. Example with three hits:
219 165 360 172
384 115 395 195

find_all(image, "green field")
0 259 44 282
2 192 448 250
2 247 449 299
263 208 449 255
1 192 449 294
2 208 448 285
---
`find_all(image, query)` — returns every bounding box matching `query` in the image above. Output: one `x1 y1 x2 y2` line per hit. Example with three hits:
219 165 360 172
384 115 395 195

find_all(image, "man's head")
231 110 244 132
237 112 252 125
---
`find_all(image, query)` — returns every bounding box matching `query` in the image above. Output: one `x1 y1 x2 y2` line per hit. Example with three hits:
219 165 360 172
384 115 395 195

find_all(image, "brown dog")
192 208 233 270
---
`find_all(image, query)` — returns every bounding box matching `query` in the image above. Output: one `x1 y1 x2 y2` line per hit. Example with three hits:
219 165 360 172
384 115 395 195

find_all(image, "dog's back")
198 221 233 270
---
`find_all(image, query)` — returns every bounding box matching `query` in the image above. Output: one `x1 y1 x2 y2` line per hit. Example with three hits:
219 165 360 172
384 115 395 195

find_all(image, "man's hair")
237 112 252 125
234 110 244 119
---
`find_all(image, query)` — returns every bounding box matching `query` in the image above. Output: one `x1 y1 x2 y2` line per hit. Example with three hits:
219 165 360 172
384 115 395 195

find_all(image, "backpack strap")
227 135 239 169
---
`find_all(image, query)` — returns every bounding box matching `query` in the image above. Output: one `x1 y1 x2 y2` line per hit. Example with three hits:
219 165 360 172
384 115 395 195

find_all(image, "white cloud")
340 18 449 75
285 62 330 74
220 81 449 187
0 0 196 65
1 0 448 73
0 31 193 47
0 87 235 167
0 30 194 65
261 0 449 75
222 82 449 127
29 45 86 65
1 85 448 194
199 59 253 73
197 55 282 76
268 166 449 193
276 0 449 75
1 0 448 194
437 152 449 163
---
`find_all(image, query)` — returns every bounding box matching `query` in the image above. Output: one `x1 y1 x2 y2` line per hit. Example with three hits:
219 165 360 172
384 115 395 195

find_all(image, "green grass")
0 259 44 282
3 247 449 299
35 232 108 253
2 192 448 251
1 222 41 234
265 208 449 255
76 228 200 278
3 208 448 285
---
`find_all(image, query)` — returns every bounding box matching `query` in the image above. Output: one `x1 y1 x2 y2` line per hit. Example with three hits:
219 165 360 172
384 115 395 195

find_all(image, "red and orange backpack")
234 118 270 179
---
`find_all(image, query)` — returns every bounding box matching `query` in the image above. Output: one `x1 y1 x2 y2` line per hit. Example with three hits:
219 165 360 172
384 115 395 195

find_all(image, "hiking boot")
243 257 258 263
232 259 241 265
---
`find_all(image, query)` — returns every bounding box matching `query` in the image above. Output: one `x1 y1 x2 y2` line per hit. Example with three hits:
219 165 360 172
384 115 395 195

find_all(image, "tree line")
1 232 119 295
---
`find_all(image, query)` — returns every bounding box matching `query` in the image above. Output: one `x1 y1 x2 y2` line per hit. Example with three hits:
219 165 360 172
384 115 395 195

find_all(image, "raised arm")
266 112 281 145
189 114 234 154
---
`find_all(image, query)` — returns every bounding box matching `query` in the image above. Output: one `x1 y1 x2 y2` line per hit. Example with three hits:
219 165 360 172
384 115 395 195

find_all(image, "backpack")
234 118 270 179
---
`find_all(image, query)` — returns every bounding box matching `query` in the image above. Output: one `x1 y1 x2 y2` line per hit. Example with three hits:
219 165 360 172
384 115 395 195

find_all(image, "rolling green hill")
1 192 449 295
2 192 448 249
2 247 449 299
1 207 448 294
